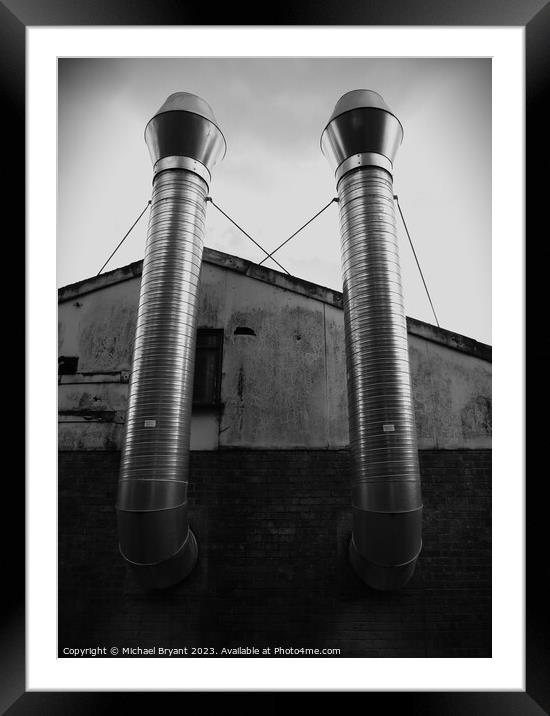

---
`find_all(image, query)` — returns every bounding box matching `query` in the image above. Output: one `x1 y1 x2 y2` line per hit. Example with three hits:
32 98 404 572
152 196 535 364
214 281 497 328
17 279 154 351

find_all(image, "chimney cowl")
321 89 404 176
145 91 226 179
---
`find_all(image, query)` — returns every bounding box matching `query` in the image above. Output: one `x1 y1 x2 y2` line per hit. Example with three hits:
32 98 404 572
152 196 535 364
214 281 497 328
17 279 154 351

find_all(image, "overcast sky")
58 58 491 344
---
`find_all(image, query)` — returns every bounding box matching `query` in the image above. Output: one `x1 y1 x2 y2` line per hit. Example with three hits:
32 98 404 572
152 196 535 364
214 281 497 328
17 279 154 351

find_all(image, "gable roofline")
58 247 491 363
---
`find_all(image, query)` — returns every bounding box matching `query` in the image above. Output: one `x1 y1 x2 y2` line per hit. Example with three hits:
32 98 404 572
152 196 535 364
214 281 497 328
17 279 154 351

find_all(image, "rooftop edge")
58 248 491 363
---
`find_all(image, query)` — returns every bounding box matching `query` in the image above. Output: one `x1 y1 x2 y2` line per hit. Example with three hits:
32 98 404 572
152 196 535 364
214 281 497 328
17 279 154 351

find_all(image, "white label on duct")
382 424 395 432
144 419 157 428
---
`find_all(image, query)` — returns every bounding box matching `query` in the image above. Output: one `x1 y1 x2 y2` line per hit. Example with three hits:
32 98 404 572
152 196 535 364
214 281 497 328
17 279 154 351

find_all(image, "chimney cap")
321 89 404 175
151 92 223 132
144 91 226 176
325 89 394 124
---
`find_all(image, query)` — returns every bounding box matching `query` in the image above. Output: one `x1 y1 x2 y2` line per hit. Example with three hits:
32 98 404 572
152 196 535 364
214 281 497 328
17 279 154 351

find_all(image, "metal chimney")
321 90 422 590
116 93 226 589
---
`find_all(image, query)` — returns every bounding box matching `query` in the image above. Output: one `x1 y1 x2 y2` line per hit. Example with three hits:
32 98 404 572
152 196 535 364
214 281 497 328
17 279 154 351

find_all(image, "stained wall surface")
58 249 492 452
58 251 492 658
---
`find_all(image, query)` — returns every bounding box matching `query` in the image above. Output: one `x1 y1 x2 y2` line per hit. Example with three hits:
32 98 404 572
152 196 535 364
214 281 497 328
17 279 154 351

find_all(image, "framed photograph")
11 0 547 710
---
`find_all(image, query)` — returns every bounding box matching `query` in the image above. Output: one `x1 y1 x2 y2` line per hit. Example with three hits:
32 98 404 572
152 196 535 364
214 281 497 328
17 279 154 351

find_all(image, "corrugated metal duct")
117 93 226 589
321 90 422 590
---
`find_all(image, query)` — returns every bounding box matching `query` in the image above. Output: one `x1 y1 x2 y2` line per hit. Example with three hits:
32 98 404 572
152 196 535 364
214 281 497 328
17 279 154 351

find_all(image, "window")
58 356 79 375
193 329 223 407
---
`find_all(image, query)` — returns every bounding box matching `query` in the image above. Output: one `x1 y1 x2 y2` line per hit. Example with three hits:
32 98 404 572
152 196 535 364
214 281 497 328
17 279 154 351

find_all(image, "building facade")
58 247 491 453
58 248 492 657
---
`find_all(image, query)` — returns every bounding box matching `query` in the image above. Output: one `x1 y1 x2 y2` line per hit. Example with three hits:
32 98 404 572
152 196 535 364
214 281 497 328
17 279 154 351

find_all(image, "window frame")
192 328 224 409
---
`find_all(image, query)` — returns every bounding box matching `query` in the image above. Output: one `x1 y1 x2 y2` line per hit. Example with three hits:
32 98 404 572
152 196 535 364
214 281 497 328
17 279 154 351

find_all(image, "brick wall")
58 449 491 657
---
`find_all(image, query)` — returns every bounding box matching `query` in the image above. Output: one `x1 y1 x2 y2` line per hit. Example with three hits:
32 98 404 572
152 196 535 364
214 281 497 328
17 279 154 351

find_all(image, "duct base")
125 529 198 591
349 536 419 591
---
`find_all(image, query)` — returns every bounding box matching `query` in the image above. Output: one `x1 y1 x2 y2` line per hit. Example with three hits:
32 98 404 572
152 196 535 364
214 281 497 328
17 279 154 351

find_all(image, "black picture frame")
10 0 547 711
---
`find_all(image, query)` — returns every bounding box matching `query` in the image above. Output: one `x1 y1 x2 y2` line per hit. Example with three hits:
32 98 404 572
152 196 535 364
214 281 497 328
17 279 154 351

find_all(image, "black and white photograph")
57 57 492 659
11 7 543 706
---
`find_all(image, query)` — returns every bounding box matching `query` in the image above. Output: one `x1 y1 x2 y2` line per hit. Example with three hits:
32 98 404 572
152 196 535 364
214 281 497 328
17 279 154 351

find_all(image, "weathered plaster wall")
58 254 492 451
218 272 329 448
58 277 140 451
409 337 492 450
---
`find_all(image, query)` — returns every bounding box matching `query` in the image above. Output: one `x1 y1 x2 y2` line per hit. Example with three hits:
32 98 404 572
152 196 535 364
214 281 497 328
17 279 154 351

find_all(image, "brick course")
59 449 491 657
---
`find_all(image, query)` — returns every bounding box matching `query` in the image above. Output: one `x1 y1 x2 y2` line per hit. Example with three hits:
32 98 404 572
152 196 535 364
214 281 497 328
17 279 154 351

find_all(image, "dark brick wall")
58 449 491 657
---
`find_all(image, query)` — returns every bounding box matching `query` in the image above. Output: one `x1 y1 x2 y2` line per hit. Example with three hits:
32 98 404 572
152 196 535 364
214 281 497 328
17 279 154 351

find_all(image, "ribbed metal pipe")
322 90 422 590
339 167 422 589
116 93 225 589
117 170 206 588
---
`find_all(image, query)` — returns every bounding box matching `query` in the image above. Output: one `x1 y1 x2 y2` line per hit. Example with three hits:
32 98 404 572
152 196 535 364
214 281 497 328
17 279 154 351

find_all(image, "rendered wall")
58 255 491 451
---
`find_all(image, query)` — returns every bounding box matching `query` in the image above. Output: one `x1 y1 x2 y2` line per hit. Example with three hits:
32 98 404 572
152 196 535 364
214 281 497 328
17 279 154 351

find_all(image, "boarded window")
193 329 223 406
